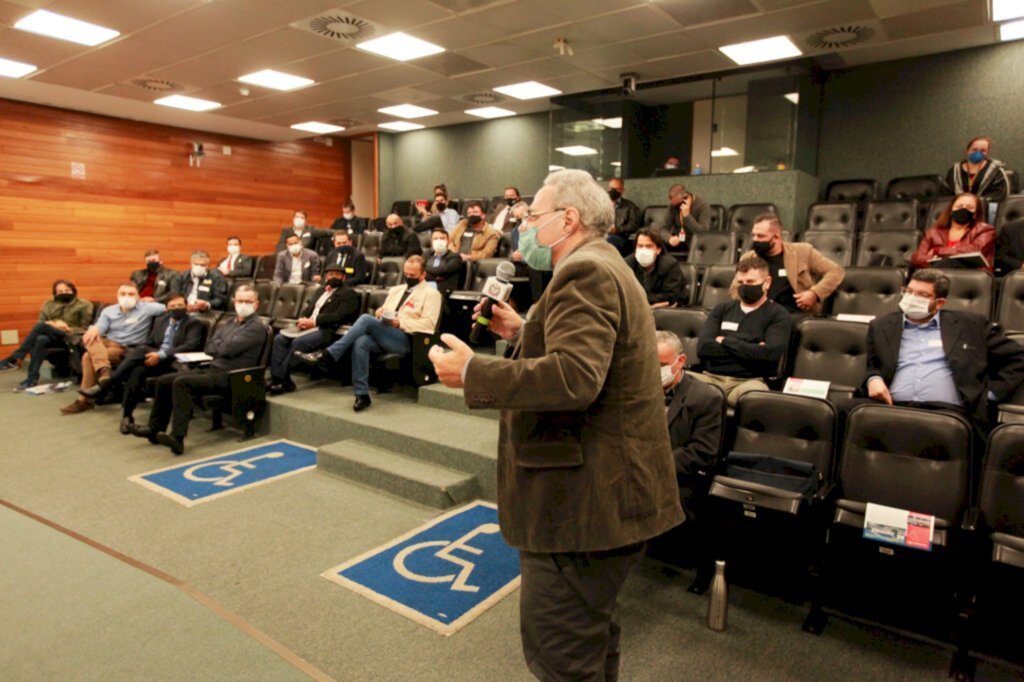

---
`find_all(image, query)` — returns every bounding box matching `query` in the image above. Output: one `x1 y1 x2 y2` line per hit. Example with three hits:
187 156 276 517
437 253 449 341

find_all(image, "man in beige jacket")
449 201 500 262
430 170 683 681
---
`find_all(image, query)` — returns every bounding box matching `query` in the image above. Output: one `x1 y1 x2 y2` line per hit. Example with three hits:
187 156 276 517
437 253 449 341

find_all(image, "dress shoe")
0 358 19 371
294 350 326 370
130 424 159 444
119 416 134 435
78 384 108 399
353 394 372 412
96 368 112 387
60 399 94 415
283 379 297 393
156 432 185 456
268 383 286 396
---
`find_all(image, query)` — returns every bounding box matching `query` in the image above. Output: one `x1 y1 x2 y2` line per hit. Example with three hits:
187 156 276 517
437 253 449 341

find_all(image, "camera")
620 73 638 96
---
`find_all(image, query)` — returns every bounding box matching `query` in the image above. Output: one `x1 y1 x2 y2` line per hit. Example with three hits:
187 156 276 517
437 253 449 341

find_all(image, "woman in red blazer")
911 191 995 271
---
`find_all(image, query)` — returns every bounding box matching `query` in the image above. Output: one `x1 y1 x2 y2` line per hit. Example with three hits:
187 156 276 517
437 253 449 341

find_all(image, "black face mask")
146 262 160 273
405 277 421 288
467 215 483 226
169 308 188 320
505 197 517 207
436 202 446 211
738 282 765 304
751 240 773 257
55 293 75 304
335 245 353 253
951 208 974 225
608 189 622 202
325 278 345 290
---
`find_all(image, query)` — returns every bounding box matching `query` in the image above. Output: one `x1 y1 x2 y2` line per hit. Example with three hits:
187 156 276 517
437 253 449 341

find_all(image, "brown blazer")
449 221 500 261
464 238 684 553
733 241 845 314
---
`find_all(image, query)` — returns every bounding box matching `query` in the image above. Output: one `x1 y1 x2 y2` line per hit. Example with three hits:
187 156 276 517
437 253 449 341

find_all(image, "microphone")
469 261 516 343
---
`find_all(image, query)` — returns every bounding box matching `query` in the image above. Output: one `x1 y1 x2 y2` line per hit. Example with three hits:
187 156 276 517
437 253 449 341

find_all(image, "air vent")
462 91 506 105
331 117 362 128
805 24 876 50
291 10 378 43
130 78 180 92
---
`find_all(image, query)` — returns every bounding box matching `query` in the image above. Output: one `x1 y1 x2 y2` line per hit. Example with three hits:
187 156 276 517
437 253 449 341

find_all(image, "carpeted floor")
0 372 1019 681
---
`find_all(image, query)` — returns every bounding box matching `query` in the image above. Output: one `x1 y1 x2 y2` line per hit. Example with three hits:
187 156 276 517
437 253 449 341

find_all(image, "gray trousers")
518 543 644 682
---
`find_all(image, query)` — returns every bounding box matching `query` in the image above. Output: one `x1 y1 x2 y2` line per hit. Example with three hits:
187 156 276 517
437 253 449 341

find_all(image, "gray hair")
234 284 258 300
191 250 210 263
510 200 530 220
543 169 613 236
655 330 683 355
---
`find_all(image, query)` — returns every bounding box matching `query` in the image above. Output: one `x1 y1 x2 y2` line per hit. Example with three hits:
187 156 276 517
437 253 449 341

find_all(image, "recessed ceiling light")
993 0 1024 21
1000 17 1024 41
719 35 802 66
377 104 438 119
14 9 119 46
291 121 345 134
379 121 425 132
154 95 221 112
710 147 739 157
592 117 623 129
548 165 566 171
238 69 314 91
555 145 598 156
465 106 516 119
784 92 799 105
0 57 37 78
356 32 444 62
494 81 562 100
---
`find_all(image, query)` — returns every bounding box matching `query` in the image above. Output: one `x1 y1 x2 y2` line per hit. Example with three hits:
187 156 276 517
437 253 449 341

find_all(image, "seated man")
693 256 792 407
624 229 683 309
862 268 1024 427
424 228 464 295
329 201 369 236
736 214 844 315
487 186 522 232
274 234 322 285
297 256 442 412
130 250 176 302
217 236 255 278
78 294 204 433
0 279 94 391
449 201 500 262
662 184 711 253
275 210 328 252
380 214 423 258
132 285 269 455
605 177 642 256
60 283 165 414
996 217 1024 275
415 190 460 234
174 250 228 312
323 231 368 286
268 264 360 395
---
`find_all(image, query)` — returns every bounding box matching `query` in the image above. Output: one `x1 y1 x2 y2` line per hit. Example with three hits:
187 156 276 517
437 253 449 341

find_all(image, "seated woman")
624 228 684 308
911 192 995 272
943 135 1010 203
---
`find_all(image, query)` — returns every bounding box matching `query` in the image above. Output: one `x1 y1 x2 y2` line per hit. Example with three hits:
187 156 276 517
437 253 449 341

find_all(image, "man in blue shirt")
61 282 164 415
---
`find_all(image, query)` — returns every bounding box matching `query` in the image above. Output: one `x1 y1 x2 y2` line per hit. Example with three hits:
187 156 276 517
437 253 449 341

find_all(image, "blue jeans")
270 330 324 383
8 322 69 382
324 314 410 396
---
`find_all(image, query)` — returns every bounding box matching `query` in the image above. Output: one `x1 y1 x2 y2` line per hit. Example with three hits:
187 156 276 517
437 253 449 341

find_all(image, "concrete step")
416 384 498 420
318 439 480 509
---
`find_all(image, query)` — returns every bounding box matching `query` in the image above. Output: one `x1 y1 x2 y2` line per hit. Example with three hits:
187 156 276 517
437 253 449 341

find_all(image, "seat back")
460 197 489 217
366 289 391 316
269 283 304 319
995 194 1024 230
391 200 413 216
806 202 857 233
191 313 218 348
360 232 383 259
996 271 1024 333
642 205 667 230
653 308 707 367
791 318 869 395
468 258 505 291
417 230 433 253
676 262 698 306
254 282 277 316
862 199 918 232
497 233 513 258
375 257 405 288
687 232 736 266
1005 169 1021 195
698 264 737 310
940 269 993 318
825 179 879 205
924 196 989 231
885 175 943 202
801 231 853 267
253 255 276 281
726 203 777 232
709 204 726 231
828 267 904 318
840 404 971 521
855 230 918 267
733 391 837 479
979 424 1024 537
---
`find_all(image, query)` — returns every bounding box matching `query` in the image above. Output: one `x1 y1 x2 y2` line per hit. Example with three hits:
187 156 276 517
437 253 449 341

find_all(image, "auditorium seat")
726 203 776 232
709 204 726 232
642 205 667 230
924 196 989 231
698 264 737 310
806 202 857 233
653 308 706 367
978 424 1024 566
496 233 513 258
374 257 405 288
1005 169 1021 195
391 200 414 216
995 194 1024 230
416 230 432 253
463 258 505 292
365 289 390 316
939 269 993 318
687 232 736 267
268 283 304 320
676 262 698 306
996 271 1024 333
825 179 878 206
862 199 919 232
827 267 904 318
202 320 274 441
360 232 382 259
254 282 277 316
790 318 869 400
801 231 853 267
885 175 944 202
855 230 918 267
253 255 276 282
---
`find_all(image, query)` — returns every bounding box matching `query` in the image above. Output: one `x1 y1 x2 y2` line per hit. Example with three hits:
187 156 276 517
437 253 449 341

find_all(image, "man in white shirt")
488 186 522 232
176 251 228 312
273 234 322 285
217 236 255 278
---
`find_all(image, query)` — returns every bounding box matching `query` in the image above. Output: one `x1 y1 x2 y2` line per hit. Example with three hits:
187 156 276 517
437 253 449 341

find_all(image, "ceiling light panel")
993 0 1024 22
0 57 37 78
555 145 598 156
377 104 438 118
238 69 315 91
1001 18 1024 41
379 121 425 131
154 95 221 112
493 81 562 100
356 32 444 62
592 117 623 128
291 121 345 134
784 92 799 105
719 35 802 66
465 106 516 119
14 9 120 47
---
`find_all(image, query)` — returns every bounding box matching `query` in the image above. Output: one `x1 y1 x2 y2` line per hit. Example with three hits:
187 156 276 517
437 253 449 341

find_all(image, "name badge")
202 279 212 285
778 268 788 277
721 321 739 332
126 317 140 325
198 285 210 292
304 261 311 269
928 339 943 348
344 267 354 274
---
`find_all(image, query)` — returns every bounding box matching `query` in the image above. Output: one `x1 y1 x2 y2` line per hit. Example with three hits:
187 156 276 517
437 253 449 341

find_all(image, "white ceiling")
0 0 1001 141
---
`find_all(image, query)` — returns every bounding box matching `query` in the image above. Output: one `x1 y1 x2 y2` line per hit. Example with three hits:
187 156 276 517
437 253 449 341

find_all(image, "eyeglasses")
523 208 565 223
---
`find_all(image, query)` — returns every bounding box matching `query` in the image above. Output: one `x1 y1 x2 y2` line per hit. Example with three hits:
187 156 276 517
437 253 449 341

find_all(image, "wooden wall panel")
0 98 351 354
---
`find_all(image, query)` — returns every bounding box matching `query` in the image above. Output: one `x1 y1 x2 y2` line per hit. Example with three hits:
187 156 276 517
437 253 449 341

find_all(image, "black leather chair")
790 318 869 400
254 282 277 317
374 257 405 288
806 202 857 233
855 230 919 267
709 204 726 232
360 232 383 260
923 196 990 232
998 334 1024 425
886 175 944 202
653 308 706 367
460 258 505 292
687 232 737 267
804 404 973 638
416 230 433 253
460 197 489 216
642 205 668 230
996 271 1024 333
674 262 698 307
253 255 276 282
726 203 777 232
496 233 513 258
1004 169 1021 195
827 267 904 318
697 264 737 310
825 179 878 205
391 200 414 217
862 199 919 232
939 269 994 318
268 283 304 320
995 194 1024 231
801 231 853 267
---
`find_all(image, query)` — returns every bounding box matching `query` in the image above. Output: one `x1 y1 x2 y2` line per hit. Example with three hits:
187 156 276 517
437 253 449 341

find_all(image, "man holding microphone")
429 170 683 681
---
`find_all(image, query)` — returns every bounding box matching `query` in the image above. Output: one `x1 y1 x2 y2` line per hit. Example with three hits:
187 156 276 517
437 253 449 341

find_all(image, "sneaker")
13 379 37 392
0 359 19 372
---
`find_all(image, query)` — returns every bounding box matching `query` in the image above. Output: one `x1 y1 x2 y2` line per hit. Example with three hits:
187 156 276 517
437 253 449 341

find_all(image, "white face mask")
899 292 933 320
432 240 448 253
191 265 207 278
119 295 138 310
635 247 657 267
227 244 240 256
343 212 354 220
288 244 303 256
660 363 681 388
293 217 306 230
235 302 256 318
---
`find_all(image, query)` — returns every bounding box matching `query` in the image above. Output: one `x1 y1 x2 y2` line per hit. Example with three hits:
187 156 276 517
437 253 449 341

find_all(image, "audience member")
694 256 792 407
416 190 460 233
275 210 326 252
943 135 1010 202
274 234 322 285
488 187 522 232
424 228 464 295
217 236 255 278
0 279 94 391
911 192 994 272
130 250 176 302
995 218 1024 274
624 229 684 308
329 201 368 235
297 256 441 412
606 178 642 256
174 250 228 312
60 283 165 414
380 214 423 258
663 184 710 252
450 201 499 262
736 213 845 314
663 156 681 170
132 285 269 455
323 231 368 286
268 264 360 395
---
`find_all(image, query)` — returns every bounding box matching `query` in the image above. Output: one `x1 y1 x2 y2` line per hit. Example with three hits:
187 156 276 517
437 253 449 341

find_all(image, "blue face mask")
968 150 986 164
519 212 567 271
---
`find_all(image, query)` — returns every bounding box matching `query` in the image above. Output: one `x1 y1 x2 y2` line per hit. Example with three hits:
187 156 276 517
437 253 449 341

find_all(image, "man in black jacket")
995 218 1024 276
323 231 368 286
275 210 330 252
662 184 711 254
379 214 422 258
217 236 256 278
268 264 360 394
605 177 642 256
623 229 684 308
174 251 229 312
130 250 176 302
132 285 269 455
424 228 464 295
329 201 369 236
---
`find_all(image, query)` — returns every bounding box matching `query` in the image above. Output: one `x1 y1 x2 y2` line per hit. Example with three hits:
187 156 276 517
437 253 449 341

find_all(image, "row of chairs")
390 195 535 219
826 173 1022 206
642 202 761 233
